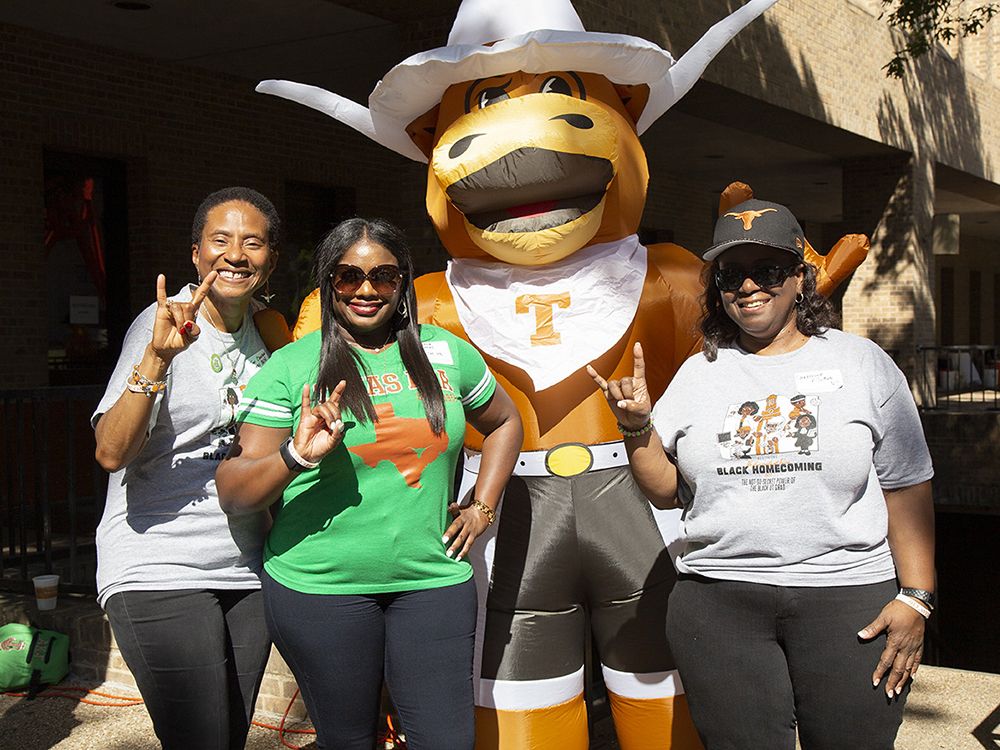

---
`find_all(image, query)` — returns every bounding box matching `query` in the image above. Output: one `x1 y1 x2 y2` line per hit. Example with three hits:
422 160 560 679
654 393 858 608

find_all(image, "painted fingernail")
442 536 449 544
873 678 880 687
896 686 902 695
446 548 453 557
456 555 464 562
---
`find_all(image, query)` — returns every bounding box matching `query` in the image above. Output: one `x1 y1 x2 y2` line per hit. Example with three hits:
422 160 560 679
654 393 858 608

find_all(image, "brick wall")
0 21 441 388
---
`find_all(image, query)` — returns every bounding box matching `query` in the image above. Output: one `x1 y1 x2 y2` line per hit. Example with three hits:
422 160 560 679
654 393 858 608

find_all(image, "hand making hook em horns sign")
151 270 218 361
290 382 348 465
586 341 651 431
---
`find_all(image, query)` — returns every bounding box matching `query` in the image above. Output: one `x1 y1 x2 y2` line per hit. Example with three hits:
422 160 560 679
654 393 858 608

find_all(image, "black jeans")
104 588 271 750
666 576 907 750
262 570 477 750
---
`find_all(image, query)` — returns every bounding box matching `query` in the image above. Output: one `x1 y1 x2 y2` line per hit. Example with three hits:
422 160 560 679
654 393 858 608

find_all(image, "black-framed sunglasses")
330 264 404 296
715 263 800 293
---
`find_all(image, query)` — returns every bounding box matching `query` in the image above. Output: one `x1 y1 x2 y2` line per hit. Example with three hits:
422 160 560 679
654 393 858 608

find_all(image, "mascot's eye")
478 87 510 109
540 76 573 96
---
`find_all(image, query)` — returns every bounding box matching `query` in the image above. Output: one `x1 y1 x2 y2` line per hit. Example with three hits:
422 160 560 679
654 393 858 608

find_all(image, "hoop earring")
795 292 804 305
397 299 408 319
261 281 275 304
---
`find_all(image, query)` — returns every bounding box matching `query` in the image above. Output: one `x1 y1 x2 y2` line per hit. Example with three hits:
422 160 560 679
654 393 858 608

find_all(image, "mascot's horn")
257 0 780 162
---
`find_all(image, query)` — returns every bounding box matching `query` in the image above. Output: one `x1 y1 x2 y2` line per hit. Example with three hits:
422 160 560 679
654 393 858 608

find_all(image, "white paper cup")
32 574 59 610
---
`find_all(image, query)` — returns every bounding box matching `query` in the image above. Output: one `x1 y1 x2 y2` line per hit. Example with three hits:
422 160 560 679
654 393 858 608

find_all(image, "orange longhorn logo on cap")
725 207 777 230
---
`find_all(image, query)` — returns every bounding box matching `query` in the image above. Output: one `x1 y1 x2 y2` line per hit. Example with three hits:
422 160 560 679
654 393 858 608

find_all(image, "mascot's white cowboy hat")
257 0 780 162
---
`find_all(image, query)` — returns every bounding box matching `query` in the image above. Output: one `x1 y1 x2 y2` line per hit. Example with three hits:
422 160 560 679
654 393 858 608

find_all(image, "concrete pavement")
1 664 998 748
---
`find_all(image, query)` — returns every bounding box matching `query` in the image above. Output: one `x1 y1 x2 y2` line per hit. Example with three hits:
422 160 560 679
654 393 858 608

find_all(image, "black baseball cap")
703 199 806 261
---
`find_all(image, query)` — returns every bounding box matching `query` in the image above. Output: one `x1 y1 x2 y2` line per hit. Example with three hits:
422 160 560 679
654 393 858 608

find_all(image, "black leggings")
666 576 906 750
104 588 271 750
261 570 477 750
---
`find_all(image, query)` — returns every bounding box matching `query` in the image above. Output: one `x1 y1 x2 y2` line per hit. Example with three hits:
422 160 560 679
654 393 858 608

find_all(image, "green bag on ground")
0 623 70 693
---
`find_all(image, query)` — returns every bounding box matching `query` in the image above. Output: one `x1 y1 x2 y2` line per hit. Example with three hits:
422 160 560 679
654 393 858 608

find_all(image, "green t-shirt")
239 325 496 594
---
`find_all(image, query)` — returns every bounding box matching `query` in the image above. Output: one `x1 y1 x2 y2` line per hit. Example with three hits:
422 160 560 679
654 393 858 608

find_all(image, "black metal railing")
0 385 105 595
916 345 1000 410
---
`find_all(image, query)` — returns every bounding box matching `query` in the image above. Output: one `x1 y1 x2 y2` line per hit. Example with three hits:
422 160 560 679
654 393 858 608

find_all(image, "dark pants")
261 570 477 750
104 588 271 750
666 576 907 750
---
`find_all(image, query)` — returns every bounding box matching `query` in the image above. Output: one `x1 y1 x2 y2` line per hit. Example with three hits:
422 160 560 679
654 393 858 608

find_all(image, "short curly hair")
699 260 840 361
191 186 280 251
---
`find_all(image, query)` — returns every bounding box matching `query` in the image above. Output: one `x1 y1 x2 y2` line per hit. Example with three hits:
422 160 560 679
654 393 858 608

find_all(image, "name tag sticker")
795 370 843 392
248 349 270 369
422 340 454 365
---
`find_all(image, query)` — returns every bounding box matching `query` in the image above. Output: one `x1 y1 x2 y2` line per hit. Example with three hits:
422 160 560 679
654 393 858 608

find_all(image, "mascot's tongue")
506 200 558 218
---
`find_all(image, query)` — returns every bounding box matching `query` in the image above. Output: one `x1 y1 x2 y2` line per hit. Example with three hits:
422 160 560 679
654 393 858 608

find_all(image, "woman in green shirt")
216 218 522 749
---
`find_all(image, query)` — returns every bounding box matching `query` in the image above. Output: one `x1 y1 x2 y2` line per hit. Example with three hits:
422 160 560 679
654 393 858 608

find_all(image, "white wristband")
895 593 931 619
286 438 319 469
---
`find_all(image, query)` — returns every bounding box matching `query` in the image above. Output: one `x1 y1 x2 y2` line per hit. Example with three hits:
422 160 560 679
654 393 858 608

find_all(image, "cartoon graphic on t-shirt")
717 393 821 459
791 413 818 455
787 393 810 423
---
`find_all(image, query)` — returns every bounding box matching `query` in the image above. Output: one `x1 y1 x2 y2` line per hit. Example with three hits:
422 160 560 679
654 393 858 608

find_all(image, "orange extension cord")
2 685 143 706
3 685 407 749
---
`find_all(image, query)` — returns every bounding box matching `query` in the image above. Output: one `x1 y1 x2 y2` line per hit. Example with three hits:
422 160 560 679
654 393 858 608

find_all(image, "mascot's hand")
587 342 651 430
805 235 870 297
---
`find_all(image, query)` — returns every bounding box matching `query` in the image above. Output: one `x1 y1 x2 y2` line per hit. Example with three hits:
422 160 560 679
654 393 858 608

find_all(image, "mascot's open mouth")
446 148 613 234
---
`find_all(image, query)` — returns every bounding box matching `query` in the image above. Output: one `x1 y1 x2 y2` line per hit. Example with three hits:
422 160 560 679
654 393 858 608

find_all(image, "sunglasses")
715 263 800 293
331 264 404 296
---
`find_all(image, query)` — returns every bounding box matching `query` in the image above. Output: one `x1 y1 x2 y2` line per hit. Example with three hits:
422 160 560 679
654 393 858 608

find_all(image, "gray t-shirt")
93 284 272 606
651 329 933 587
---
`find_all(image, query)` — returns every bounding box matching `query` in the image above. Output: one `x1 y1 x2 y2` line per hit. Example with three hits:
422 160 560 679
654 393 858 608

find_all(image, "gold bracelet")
470 499 496 526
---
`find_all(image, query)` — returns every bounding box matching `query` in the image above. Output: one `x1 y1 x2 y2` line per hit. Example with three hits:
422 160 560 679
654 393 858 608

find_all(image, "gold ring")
164 299 173 309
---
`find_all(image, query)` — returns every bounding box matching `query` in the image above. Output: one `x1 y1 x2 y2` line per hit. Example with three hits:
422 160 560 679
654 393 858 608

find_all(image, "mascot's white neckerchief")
446 236 646 391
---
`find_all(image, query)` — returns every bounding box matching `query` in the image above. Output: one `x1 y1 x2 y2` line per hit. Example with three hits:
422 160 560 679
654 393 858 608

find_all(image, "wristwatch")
899 587 935 610
279 437 312 473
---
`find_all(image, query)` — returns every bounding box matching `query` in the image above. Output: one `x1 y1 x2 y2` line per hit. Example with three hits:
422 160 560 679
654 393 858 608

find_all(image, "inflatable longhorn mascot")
260 0 868 747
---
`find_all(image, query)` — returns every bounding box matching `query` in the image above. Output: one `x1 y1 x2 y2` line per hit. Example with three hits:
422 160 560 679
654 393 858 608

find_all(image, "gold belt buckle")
544 443 594 477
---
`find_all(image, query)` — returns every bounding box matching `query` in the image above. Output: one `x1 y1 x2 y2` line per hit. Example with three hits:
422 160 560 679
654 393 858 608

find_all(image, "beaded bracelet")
616 420 653 438
470 499 496 526
126 365 167 398
895 593 931 619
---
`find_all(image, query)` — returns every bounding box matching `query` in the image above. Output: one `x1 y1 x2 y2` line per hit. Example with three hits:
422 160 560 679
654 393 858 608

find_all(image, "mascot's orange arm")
292 288 322 341
253 308 293 352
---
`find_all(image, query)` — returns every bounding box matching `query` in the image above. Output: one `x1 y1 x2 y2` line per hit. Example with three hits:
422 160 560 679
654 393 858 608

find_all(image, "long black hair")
700 259 840 361
313 218 446 434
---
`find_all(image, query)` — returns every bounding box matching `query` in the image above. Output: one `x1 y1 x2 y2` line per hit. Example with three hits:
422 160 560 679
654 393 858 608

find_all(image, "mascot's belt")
464 441 628 478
